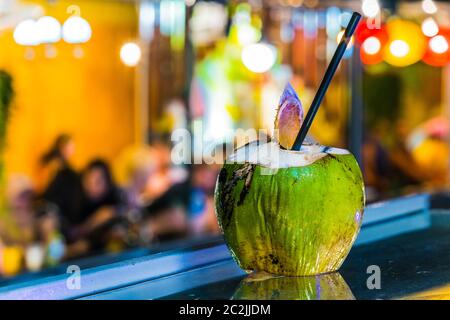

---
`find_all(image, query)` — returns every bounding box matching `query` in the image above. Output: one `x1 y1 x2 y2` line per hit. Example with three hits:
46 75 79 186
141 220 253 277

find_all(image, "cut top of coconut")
227 140 350 168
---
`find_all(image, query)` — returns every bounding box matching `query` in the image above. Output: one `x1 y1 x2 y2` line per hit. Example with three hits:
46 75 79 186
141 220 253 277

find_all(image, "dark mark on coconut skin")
263 254 285 272
327 153 357 181
268 254 280 265
238 164 256 206
219 164 255 228
218 168 234 229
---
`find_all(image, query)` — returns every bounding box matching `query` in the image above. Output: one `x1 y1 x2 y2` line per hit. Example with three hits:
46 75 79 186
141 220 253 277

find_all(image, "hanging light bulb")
429 35 448 54
62 16 92 44
384 19 426 67
363 36 381 55
357 20 388 65
241 43 277 73
237 24 261 46
120 42 141 67
422 0 438 15
421 17 439 37
389 40 410 58
361 36 384 65
422 28 450 66
361 0 380 18
13 19 40 46
36 16 61 44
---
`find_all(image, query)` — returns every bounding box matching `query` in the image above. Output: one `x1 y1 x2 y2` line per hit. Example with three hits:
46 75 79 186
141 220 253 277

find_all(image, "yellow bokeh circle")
383 19 427 67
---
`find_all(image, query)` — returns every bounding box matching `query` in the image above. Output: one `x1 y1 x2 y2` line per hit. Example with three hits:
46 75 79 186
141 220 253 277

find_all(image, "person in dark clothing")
139 181 190 243
39 134 81 238
65 159 124 257
41 167 81 234
40 134 74 168
78 159 122 223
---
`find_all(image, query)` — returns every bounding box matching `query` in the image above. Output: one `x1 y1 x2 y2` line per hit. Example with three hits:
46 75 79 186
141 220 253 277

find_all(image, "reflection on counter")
0 0 449 286
401 284 450 300
233 272 354 300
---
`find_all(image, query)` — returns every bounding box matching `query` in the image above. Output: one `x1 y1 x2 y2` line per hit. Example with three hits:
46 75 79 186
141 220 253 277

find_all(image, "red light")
422 27 450 67
357 19 388 65
361 39 384 64
355 19 388 44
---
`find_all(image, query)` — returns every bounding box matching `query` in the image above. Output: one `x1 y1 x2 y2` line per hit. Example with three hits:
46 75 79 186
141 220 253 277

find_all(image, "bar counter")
0 193 449 300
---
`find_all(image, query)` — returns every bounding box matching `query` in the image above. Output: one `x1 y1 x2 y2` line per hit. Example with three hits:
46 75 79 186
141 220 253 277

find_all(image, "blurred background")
0 0 449 278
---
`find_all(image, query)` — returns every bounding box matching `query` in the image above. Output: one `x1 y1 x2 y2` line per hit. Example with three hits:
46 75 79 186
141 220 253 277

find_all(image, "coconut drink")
215 13 362 276
214 83 364 276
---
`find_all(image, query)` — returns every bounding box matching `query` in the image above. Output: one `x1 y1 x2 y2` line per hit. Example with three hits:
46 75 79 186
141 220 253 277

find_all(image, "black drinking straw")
291 12 361 151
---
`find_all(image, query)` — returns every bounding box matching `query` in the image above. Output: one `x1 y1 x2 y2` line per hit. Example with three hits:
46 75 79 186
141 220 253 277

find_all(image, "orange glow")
355 19 388 44
360 34 388 65
383 19 427 67
423 27 450 66
356 20 388 65
1 246 23 277
1 1 139 185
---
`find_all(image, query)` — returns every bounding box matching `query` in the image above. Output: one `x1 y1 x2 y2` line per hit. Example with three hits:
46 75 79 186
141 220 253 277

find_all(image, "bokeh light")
363 36 381 55
336 30 354 48
422 0 438 15
237 24 261 46
361 36 384 65
120 42 142 67
62 16 92 44
361 0 380 18
36 16 61 44
384 19 426 67
355 19 388 44
357 20 388 65
429 35 448 54
421 17 439 37
241 43 277 73
13 19 40 46
390 40 410 58
423 28 450 66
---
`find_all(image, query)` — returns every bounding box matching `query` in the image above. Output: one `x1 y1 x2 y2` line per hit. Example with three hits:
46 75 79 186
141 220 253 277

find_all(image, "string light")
13 19 39 46
421 17 439 37
361 0 380 18
241 43 277 73
422 0 438 15
62 16 92 44
237 24 261 46
429 35 449 54
384 19 426 67
361 35 384 64
423 28 450 66
363 36 381 55
390 40 410 58
120 42 142 67
36 16 61 44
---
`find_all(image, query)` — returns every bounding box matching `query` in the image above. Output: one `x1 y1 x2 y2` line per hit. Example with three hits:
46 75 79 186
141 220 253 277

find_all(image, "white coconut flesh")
227 140 350 169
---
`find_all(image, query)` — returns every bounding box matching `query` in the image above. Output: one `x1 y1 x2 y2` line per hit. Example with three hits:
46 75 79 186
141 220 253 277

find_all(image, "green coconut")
214 83 364 276
214 141 364 276
232 272 355 300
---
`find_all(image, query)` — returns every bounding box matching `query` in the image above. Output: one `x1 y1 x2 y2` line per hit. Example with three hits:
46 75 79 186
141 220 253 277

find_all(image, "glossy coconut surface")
214 151 365 276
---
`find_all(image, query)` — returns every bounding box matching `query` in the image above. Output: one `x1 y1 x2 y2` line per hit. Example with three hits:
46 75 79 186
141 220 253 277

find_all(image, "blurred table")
2 194 450 300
